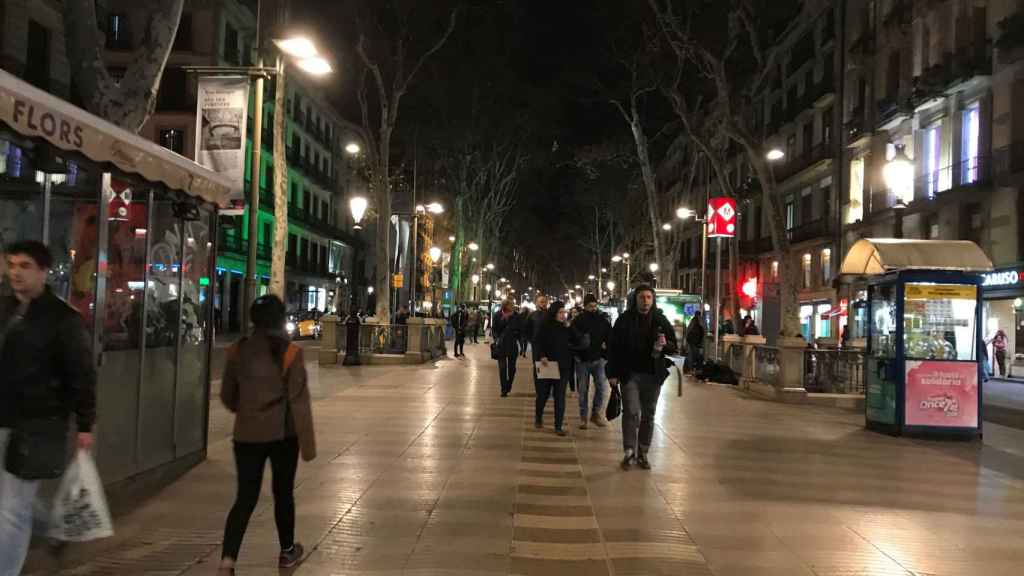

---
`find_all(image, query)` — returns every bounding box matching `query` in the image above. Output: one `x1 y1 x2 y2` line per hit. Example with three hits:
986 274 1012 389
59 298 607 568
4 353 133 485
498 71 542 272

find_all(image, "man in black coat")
572 294 613 429
606 284 677 471
0 241 96 573
527 294 550 360
451 304 468 357
492 300 522 397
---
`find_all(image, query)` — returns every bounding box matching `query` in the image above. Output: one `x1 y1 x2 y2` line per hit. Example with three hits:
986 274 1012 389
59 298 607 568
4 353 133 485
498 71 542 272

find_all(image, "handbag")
605 385 622 421
5 417 70 480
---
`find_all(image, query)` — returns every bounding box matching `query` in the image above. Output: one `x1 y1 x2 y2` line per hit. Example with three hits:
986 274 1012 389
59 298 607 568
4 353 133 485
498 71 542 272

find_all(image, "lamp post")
408 201 444 313
677 206 707 305
428 246 443 316
884 144 913 239
348 195 368 310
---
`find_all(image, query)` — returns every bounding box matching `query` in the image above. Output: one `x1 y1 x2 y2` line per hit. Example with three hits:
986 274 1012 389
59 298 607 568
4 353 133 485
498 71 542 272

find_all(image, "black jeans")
455 332 466 356
622 373 662 455
222 437 300 560
535 377 568 430
498 355 517 395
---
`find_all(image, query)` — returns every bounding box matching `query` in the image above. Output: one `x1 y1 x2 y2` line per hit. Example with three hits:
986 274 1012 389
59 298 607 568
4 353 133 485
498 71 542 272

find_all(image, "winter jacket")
0 287 96 434
492 311 521 357
686 318 706 347
571 310 612 362
536 319 574 380
451 310 468 334
528 308 550 359
222 333 317 461
607 304 679 384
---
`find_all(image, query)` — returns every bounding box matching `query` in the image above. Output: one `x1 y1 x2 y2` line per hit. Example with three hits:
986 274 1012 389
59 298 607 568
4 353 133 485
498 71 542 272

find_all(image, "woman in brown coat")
218 295 316 574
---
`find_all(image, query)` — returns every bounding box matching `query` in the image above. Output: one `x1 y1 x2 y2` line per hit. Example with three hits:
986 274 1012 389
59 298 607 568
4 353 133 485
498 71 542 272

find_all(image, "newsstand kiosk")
840 239 992 438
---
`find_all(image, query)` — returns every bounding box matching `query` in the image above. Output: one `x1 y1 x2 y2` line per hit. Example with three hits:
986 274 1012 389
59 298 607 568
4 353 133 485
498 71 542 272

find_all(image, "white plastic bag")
47 450 114 542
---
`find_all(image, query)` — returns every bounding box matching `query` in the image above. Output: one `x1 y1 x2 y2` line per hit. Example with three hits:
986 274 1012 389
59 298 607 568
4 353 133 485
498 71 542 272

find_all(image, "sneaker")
579 421 589 430
636 453 651 470
556 428 568 436
591 413 607 427
279 543 305 568
620 452 634 471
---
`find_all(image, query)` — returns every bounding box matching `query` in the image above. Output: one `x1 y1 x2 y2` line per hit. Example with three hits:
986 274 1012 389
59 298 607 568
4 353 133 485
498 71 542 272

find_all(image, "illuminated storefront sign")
982 269 1022 289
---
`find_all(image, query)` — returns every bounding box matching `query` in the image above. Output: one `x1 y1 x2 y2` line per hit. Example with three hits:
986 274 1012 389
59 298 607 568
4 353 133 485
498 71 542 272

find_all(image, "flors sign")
707 197 737 238
982 269 1021 289
12 99 84 148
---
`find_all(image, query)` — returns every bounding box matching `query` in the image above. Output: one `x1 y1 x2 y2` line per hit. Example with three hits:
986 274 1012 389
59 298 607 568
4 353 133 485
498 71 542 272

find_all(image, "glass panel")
903 283 977 361
95 177 148 481
176 205 213 456
139 192 180 470
869 284 897 358
0 137 44 247
961 104 979 185
800 304 813 341
816 303 832 338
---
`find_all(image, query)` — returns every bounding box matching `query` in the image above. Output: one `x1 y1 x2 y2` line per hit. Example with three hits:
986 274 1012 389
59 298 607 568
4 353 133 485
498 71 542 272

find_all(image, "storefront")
980 266 1024 378
0 70 232 483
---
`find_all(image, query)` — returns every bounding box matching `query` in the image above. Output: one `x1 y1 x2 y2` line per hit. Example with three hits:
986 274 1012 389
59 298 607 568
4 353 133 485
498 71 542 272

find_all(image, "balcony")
787 218 831 244
219 234 271 261
994 142 1024 184
914 156 991 199
773 143 834 182
876 96 911 131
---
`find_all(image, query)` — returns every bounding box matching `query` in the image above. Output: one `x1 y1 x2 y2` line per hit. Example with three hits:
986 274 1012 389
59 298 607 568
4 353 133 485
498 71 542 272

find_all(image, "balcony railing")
916 156 991 199
773 143 833 181
219 234 271 261
994 142 1024 183
787 218 831 244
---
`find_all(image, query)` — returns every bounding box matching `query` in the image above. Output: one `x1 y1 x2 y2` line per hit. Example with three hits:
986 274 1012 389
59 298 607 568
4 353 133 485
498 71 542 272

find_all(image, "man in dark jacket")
685 314 706 372
527 295 550 360
572 294 612 429
606 284 677 471
451 304 468 357
492 300 521 397
0 241 96 573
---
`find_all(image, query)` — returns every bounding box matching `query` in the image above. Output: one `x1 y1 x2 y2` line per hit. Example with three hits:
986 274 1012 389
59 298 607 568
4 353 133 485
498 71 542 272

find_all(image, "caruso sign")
982 269 1023 289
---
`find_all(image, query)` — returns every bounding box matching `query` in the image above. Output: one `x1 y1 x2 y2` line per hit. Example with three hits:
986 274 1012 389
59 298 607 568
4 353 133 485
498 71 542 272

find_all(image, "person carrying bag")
218 295 316 575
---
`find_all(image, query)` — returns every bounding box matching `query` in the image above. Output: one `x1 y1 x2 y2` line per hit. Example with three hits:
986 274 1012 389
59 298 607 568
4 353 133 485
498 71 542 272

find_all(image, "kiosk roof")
0 69 233 206
840 238 993 276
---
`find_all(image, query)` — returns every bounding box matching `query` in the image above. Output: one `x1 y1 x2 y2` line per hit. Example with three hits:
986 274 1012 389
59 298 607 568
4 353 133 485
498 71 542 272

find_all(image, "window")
903 283 977 361
107 14 130 49
821 248 832 284
771 261 779 280
801 187 814 224
847 158 864 223
224 23 239 64
802 253 813 289
961 102 980 184
822 107 833 146
173 12 193 51
786 134 797 161
156 68 189 111
803 122 814 157
158 128 185 155
26 20 51 90
923 123 942 197
785 197 795 230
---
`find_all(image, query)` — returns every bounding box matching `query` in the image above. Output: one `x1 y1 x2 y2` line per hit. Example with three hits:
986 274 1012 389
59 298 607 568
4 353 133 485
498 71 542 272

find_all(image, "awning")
840 238 994 276
820 299 849 319
0 69 233 206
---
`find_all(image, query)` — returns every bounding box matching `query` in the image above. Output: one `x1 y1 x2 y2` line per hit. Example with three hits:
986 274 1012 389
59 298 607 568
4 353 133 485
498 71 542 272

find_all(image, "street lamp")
662 223 672 231
612 255 622 263
649 262 659 273
345 142 361 156
766 148 785 161
349 196 368 230
448 235 456 242
676 207 696 220
468 242 480 251
884 144 914 239
588 274 595 281
606 280 616 292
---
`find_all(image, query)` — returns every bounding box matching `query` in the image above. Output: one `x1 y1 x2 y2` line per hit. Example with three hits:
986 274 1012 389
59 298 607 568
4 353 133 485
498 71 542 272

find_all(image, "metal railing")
755 346 780 387
727 342 745 375
803 348 865 394
360 324 408 355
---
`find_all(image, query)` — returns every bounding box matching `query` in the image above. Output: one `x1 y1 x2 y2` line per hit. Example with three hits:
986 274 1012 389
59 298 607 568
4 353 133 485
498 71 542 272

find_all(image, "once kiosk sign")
982 269 1023 289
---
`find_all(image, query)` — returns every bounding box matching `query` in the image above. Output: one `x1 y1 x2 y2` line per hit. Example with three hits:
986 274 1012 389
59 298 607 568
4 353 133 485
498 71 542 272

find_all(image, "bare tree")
63 0 184 131
346 3 460 321
649 0 800 336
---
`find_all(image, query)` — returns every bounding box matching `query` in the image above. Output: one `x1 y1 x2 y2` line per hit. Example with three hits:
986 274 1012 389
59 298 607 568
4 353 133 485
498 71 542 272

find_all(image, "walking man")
607 284 677 470
528 295 550 362
1 241 97 574
572 294 612 429
451 304 468 357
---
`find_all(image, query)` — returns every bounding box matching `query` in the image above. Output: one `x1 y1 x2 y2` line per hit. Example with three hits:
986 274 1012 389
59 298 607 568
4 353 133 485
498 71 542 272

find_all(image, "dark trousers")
622 373 662 455
470 328 479 343
535 377 568 430
498 355 517 395
222 437 300 560
455 332 466 356
996 349 1007 376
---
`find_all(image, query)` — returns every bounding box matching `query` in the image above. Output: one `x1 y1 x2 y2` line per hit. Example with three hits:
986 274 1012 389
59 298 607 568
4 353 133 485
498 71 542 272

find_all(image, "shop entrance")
982 298 1024 378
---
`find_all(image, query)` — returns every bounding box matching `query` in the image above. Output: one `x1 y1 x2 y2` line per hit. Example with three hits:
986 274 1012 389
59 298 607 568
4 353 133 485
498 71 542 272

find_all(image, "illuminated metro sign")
981 269 1023 288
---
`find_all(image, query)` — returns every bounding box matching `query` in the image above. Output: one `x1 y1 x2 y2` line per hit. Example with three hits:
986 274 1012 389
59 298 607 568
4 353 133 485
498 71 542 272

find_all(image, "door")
866 283 899 425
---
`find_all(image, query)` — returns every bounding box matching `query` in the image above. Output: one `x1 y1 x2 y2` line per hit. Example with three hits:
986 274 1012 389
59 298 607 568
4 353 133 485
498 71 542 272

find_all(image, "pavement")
23 342 1024 576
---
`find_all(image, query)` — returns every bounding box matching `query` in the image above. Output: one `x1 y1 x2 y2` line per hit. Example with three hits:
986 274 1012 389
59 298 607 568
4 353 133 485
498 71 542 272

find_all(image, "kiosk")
840 239 992 438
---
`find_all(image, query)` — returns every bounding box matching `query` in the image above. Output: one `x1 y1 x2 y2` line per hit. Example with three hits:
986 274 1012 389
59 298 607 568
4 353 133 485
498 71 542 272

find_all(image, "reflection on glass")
870 284 897 358
177 205 213 456
903 283 977 361
0 138 44 248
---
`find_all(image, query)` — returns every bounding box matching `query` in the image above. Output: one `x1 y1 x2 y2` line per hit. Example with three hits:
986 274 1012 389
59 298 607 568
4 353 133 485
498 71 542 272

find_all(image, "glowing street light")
486 263 495 271
345 142 361 156
766 148 785 162
662 223 672 231
416 202 444 214
588 274 595 280
884 144 914 203
612 255 622 263
649 262 659 273
472 274 480 284
468 241 480 251
676 207 695 219
428 246 443 264
273 37 319 59
485 283 492 291
448 235 456 242
606 280 616 291
349 196 368 229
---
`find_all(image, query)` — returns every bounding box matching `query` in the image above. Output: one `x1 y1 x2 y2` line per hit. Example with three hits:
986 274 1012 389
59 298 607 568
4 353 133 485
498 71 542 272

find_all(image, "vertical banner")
195 77 250 215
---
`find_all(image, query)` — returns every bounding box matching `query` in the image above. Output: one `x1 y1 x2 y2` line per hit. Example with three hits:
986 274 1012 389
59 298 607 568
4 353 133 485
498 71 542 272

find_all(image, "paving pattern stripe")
515 493 593 506
508 557 611 576
517 484 590 496
514 514 600 530
509 540 608 560
603 541 708 560
513 526 604 543
518 462 583 472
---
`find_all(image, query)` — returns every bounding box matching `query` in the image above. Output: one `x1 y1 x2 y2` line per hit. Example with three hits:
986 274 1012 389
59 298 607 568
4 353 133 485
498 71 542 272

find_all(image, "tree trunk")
629 113 663 280
270 62 288 298
374 135 392 322
63 0 184 132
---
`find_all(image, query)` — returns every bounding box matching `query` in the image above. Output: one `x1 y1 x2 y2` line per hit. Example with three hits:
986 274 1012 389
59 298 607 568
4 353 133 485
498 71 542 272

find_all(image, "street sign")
707 197 737 238
392 274 404 289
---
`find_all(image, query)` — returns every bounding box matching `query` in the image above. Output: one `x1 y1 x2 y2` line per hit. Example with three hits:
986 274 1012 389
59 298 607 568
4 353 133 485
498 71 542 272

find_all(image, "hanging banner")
195 76 250 215
707 197 737 238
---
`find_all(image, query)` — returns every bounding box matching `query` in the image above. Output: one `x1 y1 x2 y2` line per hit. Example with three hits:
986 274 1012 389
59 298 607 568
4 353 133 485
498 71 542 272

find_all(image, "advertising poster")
905 360 979 428
195 77 250 215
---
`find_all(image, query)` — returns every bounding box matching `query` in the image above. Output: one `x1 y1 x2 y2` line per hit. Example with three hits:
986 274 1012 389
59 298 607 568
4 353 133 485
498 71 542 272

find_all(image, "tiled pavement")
24 342 1024 576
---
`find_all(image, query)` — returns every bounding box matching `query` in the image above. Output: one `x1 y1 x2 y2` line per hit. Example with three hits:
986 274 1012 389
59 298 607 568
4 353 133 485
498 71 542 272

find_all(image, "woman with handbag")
218 295 317 574
492 299 521 397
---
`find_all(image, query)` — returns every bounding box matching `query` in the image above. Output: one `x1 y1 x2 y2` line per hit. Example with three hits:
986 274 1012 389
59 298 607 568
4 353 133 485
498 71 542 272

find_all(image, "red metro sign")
707 197 737 238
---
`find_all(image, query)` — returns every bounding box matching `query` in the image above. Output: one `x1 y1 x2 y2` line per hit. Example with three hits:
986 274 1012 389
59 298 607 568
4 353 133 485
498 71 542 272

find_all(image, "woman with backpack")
218 295 317 574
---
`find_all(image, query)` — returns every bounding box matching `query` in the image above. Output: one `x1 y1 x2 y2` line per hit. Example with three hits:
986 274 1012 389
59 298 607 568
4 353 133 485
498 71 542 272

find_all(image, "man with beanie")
571 293 612 429
606 284 677 470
